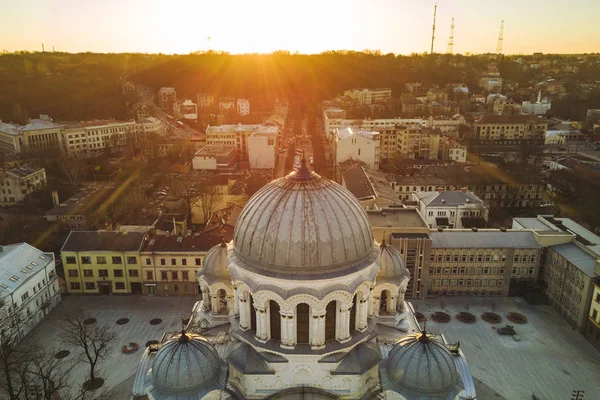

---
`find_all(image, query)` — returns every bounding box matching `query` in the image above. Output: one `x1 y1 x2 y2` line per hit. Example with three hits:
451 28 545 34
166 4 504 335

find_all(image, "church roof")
378 241 411 281
196 241 230 284
232 159 375 277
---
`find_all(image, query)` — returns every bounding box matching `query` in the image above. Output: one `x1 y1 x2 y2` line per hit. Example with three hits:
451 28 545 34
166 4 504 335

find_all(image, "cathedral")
132 159 476 400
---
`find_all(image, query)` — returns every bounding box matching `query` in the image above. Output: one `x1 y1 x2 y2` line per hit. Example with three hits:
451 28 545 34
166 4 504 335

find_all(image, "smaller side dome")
201 241 229 278
150 331 221 396
384 331 462 397
379 240 410 280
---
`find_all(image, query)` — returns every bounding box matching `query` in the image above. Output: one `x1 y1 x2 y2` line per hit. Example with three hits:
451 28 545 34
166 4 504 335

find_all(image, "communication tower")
447 17 455 54
430 3 437 54
496 20 504 55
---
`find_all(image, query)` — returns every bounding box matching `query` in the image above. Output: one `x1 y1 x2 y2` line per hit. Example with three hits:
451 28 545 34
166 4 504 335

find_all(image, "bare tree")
12 104 28 125
0 331 31 400
61 311 115 390
196 185 223 223
58 153 85 188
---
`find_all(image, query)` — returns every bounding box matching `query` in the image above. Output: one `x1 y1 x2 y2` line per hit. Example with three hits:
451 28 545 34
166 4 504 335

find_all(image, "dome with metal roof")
149 331 221 398
381 331 463 399
232 159 375 276
199 241 229 280
378 240 410 280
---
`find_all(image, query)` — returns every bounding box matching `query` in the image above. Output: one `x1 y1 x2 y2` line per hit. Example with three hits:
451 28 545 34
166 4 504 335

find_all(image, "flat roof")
0 243 54 297
552 218 600 256
513 217 557 231
475 114 547 124
7 163 44 178
367 208 429 229
61 231 145 252
195 144 236 157
415 190 483 207
431 231 541 249
45 190 89 216
550 243 598 277
141 234 222 252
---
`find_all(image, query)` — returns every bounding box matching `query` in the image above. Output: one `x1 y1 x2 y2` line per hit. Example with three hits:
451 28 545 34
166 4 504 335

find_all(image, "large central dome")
233 161 375 274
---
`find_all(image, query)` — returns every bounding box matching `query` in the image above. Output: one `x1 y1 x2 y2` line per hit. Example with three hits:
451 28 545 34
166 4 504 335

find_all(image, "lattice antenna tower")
447 17 455 54
430 3 437 54
207 36 211 51
496 20 504 55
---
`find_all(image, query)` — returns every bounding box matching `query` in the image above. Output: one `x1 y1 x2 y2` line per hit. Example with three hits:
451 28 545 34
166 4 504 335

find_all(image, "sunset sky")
2 0 599 55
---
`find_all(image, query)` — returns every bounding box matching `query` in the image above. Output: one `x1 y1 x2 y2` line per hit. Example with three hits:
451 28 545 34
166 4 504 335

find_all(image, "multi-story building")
205 124 279 162
197 93 215 109
236 99 250 116
61 120 137 155
0 115 62 154
586 276 600 350
404 82 423 94
158 87 177 111
174 99 198 120
61 231 145 295
192 145 238 171
44 190 89 229
341 164 402 208
219 97 236 111
428 230 542 297
0 163 47 206
479 77 503 93
247 128 278 169
334 127 380 170
472 114 548 146
522 92 551 115
401 98 426 115
139 234 222 296
448 143 467 163
414 190 489 229
136 117 165 136
0 243 61 342
343 88 391 105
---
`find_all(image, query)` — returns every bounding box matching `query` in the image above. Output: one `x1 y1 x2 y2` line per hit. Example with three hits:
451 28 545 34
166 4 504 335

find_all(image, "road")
545 140 600 162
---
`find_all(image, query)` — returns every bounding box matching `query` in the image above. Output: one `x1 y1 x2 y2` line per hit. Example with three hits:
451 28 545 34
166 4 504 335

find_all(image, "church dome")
233 160 375 275
378 241 410 279
201 241 229 278
385 331 459 396
151 332 220 396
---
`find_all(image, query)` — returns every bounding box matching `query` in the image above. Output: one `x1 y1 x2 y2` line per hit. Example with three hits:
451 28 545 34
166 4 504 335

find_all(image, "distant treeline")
1 51 599 122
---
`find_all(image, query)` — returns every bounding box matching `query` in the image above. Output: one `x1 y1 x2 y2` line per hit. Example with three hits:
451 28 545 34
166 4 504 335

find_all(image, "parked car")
497 325 516 335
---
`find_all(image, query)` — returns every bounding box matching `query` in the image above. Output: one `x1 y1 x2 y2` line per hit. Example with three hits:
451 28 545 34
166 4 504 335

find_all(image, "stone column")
389 295 398 315
280 312 295 349
233 288 240 316
255 305 268 343
338 305 351 343
373 294 380 317
367 287 374 317
311 309 326 349
239 293 250 330
211 293 220 315
358 296 368 332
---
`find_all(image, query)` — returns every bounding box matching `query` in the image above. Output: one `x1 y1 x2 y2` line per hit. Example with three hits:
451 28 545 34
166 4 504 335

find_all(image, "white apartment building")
247 129 278 169
479 77 503 93
334 127 380 170
205 124 279 162
586 280 600 350
343 88 391 105
197 93 215 109
323 116 427 138
137 117 165 136
414 190 489 229
0 243 61 342
237 99 250 116
522 93 551 115
472 114 548 146
174 99 198 120
62 120 137 155
158 87 177 111
1 163 47 206
219 97 236 111
449 144 467 163
0 115 62 154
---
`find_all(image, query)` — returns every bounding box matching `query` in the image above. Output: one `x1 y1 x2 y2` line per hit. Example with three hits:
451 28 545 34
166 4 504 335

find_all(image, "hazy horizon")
3 0 600 55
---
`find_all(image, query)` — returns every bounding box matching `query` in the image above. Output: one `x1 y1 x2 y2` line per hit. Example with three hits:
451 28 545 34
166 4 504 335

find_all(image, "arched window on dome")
296 303 310 344
350 294 357 333
269 300 281 341
325 301 336 342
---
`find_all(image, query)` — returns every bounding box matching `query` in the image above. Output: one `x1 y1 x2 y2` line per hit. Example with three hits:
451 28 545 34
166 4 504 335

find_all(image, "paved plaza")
27 295 198 400
412 297 600 400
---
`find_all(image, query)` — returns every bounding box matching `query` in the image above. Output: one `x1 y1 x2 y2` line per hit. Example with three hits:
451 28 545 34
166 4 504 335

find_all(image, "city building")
401 98 426 115
0 163 47 206
218 97 236 111
341 164 402 208
522 92 552 115
472 114 548 146
404 82 423 94
205 124 279 162
414 190 489 229
61 231 146 295
586 276 600 350
247 128 278 169
197 93 215 109
174 99 198 120
428 230 542 297
132 161 477 399
448 143 467 163
343 88 391 105
136 117 165 136
139 234 222 296
236 98 250 116
192 145 238 171
334 127 380 170
0 115 62 154
61 119 137 155
0 243 61 342
44 190 90 229
158 87 177 111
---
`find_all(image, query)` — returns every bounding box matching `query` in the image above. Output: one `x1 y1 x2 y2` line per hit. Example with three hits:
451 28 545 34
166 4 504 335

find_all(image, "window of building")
512 267 517 275
477 255 483 262
171 271 178 280
65 256 76 264
530 255 536 263
181 259 187 266
68 269 79 277
97 256 107 264
182 271 189 280
21 292 29 301
81 256 91 264
161 258 166 266
83 269 93 277
146 271 153 280
161 271 168 280
195 258 201 266
453 255 459 262
460 267 466 274
85 282 95 290
437 211 446 216
514 255 519 262
146 258 151 265
445 255 450 262
596 293 600 303
593 309 598 320
485 255 491 262
461 255 466 262
171 258 176 266
482 279 488 287
128 270 138 277
112 269 123 277
127 257 137 264
70 282 81 290
115 282 125 290
98 269 109 277
529 268 534 275
112 256 122 264
428 211 433 216
521 255 528 263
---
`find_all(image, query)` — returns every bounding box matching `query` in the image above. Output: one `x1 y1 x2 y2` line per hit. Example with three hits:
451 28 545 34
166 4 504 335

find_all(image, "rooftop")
142 234 222 252
45 190 89 216
206 124 278 134
61 231 145 252
415 190 483 207
475 114 548 124
550 242 598 278
513 217 558 231
431 230 541 249
194 145 236 157
367 208 429 229
0 243 54 297
336 127 379 141
547 217 600 257
0 121 20 136
20 115 61 131
6 163 45 178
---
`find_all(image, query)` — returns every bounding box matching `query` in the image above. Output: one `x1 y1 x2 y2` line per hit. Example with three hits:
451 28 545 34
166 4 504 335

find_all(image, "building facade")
585 279 600 350
334 127 380 170
472 115 548 146
1 163 47 206
0 243 61 343
174 99 198 120
192 145 238 171
205 124 279 162
247 129 278 169
0 115 62 154
414 191 489 229
236 99 250 116
158 87 177 111
197 93 215 109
